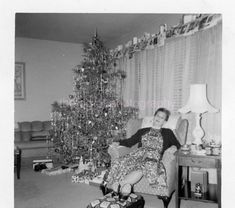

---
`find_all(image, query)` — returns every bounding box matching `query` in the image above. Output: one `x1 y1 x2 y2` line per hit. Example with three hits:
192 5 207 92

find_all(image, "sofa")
108 113 188 208
14 121 53 158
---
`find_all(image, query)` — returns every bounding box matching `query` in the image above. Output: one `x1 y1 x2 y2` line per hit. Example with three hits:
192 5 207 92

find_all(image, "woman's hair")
154 108 171 121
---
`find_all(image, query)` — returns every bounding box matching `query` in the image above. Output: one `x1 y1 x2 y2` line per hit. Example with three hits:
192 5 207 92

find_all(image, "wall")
15 38 83 122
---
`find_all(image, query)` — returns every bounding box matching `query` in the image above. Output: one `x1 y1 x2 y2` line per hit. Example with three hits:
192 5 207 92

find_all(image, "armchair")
107 113 188 208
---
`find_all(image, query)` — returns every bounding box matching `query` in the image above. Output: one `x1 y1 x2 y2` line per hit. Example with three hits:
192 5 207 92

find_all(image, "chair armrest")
108 144 134 160
161 146 177 194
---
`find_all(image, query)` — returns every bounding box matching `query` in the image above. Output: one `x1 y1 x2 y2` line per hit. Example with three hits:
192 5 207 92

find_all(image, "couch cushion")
31 131 49 140
163 113 181 130
175 119 189 145
126 118 142 138
14 140 52 149
19 122 31 132
141 116 153 128
21 132 32 142
31 121 43 132
162 145 177 164
43 121 51 131
14 131 21 142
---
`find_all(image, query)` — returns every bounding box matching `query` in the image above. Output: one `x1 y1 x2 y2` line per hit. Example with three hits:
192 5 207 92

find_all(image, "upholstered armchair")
107 114 188 208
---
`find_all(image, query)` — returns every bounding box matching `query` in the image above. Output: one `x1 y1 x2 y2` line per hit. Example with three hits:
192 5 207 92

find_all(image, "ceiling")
15 13 183 48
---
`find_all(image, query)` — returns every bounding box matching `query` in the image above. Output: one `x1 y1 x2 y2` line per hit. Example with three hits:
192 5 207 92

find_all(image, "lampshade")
178 84 218 114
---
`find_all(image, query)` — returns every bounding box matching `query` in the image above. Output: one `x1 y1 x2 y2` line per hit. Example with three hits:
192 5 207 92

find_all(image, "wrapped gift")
71 174 80 183
71 170 98 183
33 159 53 170
41 166 72 176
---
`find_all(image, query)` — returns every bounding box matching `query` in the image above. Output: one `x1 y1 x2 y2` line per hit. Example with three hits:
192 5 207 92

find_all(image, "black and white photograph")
0 1 234 208
13 12 222 208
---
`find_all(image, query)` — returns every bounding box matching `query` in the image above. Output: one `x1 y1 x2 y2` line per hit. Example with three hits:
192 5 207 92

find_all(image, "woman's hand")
110 142 120 147
112 135 121 142
107 136 121 145
108 142 120 159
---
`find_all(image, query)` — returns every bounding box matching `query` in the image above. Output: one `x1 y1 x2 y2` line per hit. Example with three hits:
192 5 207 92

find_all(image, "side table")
14 148 22 179
175 150 221 208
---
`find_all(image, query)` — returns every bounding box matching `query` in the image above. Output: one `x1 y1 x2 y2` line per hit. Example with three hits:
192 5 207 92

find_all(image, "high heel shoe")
100 181 113 195
100 181 107 195
100 170 113 195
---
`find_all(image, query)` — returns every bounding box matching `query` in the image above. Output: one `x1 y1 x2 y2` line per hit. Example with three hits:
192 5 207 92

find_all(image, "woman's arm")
119 128 150 148
162 128 181 153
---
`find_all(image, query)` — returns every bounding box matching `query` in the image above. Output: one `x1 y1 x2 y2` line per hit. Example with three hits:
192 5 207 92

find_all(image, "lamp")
178 84 218 146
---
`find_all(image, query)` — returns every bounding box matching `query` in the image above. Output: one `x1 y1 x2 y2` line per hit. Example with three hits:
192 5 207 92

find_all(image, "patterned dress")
106 128 167 188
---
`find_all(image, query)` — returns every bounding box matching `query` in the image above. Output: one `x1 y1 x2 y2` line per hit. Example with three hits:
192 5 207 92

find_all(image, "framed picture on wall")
15 62 26 100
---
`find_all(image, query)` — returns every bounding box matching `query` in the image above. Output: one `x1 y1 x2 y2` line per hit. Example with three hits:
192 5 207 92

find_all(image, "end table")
175 150 221 208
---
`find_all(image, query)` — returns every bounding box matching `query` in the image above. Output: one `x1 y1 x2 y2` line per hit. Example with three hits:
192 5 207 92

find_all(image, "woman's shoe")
100 181 107 195
100 182 113 195
100 170 112 195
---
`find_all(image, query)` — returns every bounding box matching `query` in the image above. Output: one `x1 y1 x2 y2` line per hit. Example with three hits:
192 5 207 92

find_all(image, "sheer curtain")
118 21 222 142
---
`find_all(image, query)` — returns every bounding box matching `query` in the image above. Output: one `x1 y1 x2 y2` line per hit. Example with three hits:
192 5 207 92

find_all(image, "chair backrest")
125 113 188 145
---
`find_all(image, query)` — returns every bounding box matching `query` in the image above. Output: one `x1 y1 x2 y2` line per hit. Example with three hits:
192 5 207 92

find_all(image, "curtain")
119 21 222 143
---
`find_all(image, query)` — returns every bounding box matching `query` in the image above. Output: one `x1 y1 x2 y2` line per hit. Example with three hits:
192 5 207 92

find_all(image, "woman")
103 108 181 196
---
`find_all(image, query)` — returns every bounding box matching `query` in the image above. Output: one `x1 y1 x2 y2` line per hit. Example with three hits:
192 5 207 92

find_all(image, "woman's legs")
111 169 143 194
119 169 143 187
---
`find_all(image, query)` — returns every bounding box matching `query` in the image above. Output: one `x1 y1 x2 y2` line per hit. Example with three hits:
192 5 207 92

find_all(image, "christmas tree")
49 32 138 165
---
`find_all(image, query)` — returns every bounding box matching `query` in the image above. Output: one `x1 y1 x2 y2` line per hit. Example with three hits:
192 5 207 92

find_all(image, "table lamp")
178 84 219 147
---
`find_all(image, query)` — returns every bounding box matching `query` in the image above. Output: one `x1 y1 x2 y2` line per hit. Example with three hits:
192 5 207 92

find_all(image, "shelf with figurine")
179 181 218 203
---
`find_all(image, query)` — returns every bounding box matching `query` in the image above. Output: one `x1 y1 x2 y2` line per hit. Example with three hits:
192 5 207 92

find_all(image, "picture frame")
15 62 26 100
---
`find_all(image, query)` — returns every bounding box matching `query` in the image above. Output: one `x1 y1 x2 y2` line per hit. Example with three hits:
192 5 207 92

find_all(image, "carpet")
14 166 218 208
14 167 102 208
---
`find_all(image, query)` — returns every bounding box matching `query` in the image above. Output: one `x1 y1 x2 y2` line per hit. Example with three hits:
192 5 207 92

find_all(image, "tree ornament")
93 136 98 141
69 94 74 99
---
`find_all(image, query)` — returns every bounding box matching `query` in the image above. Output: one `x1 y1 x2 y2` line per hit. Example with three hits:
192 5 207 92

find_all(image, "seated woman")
102 108 181 196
